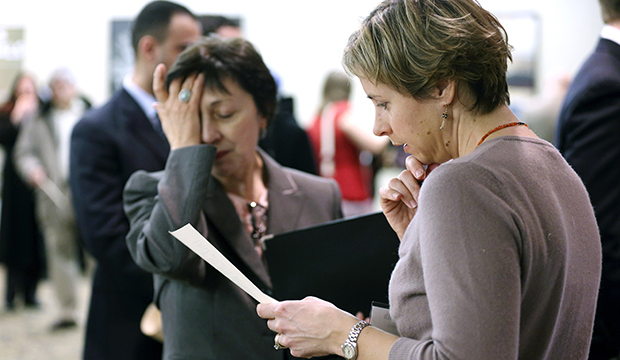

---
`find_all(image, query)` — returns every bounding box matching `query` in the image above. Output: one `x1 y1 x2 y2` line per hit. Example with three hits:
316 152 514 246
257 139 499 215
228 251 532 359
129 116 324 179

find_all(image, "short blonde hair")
343 0 512 114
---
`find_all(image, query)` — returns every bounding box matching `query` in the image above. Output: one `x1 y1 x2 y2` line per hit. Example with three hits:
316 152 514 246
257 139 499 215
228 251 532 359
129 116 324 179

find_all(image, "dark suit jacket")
556 38 620 283
259 97 317 175
124 145 342 360
70 89 168 360
555 37 620 358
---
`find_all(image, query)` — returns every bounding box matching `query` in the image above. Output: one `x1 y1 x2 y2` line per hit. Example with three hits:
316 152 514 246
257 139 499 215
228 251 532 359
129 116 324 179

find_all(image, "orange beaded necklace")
476 121 527 147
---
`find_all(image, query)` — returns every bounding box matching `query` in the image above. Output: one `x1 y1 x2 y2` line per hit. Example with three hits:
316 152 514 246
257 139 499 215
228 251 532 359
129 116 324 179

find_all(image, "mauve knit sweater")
388 136 601 359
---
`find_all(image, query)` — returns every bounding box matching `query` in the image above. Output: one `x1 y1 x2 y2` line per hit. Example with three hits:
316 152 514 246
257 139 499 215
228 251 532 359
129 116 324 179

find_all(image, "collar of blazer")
202 147 305 290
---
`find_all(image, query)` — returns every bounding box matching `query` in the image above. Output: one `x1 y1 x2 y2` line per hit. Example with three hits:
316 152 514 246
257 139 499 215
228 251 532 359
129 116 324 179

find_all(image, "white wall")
0 0 604 127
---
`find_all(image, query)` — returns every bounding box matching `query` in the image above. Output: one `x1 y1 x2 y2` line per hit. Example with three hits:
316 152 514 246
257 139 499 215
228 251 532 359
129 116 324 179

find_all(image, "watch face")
342 343 356 360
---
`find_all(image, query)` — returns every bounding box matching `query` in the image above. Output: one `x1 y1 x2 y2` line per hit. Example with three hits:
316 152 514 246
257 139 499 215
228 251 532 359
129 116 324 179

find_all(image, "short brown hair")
599 0 620 23
342 0 512 114
131 1 196 56
166 36 278 123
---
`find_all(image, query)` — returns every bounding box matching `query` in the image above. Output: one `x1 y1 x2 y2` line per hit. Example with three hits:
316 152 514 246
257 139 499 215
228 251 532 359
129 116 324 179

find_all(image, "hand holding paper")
169 224 277 304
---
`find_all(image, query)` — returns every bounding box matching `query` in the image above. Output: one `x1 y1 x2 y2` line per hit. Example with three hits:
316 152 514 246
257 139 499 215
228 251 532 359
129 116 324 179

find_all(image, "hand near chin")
256 297 358 359
379 156 439 239
152 63 204 150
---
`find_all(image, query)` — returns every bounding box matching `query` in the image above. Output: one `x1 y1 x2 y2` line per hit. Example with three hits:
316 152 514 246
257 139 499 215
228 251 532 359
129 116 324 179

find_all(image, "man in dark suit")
555 1 620 359
69 2 201 359
259 96 318 175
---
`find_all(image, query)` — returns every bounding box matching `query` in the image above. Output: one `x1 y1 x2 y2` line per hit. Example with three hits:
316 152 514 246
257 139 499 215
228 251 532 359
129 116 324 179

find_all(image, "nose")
201 119 223 144
373 113 390 137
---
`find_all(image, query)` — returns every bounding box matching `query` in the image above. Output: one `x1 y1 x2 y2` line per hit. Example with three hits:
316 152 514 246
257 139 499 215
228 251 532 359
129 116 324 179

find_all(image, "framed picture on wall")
497 12 541 91
109 19 133 94
0 27 26 100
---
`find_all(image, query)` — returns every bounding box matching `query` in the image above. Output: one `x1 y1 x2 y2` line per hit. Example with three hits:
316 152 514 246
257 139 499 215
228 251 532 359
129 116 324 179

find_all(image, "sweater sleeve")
389 162 522 359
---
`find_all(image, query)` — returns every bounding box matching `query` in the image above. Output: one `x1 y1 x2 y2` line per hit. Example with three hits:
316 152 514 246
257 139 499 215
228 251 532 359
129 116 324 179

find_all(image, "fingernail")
409 200 418 209
415 169 424 178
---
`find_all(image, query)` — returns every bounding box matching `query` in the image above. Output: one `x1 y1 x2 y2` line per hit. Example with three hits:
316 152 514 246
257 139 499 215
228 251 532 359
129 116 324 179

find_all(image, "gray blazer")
124 144 342 360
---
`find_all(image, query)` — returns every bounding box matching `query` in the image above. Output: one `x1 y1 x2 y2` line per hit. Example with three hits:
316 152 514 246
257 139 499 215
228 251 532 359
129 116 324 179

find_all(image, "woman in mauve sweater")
257 0 602 359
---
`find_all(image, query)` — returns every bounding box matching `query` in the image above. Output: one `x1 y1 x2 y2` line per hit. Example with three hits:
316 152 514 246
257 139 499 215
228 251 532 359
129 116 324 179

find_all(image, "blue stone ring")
178 88 191 103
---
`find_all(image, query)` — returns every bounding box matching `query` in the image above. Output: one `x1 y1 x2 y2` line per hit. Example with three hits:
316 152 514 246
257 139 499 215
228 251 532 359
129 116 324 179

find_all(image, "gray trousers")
35 182 79 319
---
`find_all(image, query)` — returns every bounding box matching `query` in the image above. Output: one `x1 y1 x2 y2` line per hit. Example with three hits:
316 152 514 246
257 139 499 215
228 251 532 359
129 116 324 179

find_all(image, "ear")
137 35 158 62
436 79 456 105
258 115 268 130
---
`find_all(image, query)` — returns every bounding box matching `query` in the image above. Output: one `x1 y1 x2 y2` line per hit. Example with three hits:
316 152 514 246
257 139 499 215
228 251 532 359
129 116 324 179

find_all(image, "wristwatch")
341 320 370 360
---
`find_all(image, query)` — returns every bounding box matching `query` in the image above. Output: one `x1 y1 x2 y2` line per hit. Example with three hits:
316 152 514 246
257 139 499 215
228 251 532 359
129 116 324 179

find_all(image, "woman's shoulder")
436 136 557 176
422 136 569 201
125 169 163 194
267 159 340 200
282 166 340 191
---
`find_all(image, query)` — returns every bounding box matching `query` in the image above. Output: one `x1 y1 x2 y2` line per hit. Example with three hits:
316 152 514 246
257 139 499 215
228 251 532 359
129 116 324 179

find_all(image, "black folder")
262 212 400 316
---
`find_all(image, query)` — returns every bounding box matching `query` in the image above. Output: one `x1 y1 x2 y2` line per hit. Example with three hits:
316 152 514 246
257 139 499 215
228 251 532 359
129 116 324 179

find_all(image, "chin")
212 165 232 179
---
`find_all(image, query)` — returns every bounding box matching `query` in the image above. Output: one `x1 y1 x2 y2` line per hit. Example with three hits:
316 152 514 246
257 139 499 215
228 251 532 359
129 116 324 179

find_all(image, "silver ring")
178 88 191 103
274 333 287 350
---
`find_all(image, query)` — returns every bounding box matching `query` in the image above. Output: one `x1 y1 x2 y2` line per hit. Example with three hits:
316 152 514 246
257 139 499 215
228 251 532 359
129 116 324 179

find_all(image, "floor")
0 265 91 360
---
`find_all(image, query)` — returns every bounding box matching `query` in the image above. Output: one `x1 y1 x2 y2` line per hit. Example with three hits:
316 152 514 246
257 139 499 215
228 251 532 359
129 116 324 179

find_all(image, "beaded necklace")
476 121 528 148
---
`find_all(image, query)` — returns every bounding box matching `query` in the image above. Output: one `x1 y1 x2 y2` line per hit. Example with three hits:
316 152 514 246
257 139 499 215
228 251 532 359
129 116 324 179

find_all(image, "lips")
215 150 230 160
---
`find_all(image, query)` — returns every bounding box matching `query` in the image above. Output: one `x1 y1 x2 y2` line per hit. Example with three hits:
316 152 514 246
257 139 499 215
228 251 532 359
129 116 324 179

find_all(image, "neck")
608 20 620 30
448 105 522 158
132 63 155 96
219 152 266 203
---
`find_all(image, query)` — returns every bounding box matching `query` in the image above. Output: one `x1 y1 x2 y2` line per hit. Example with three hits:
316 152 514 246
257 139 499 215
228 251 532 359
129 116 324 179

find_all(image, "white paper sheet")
169 224 277 304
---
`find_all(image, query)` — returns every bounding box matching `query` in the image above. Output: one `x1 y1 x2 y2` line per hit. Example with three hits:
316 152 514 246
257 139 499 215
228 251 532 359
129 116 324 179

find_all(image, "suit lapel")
598 38 620 61
261 149 305 235
120 90 170 163
203 176 273 288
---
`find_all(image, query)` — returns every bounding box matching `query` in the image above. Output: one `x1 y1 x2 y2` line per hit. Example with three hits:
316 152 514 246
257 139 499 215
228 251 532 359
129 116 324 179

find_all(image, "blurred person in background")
0 72 46 312
14 67 91 331
556 0 620 358
259 91 318 175
69 1 201 359
307 70 388 217
201 15 243 38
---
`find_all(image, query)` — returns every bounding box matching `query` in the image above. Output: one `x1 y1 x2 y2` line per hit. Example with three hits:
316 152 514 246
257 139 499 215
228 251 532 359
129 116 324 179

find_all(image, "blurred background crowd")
0 0 609 359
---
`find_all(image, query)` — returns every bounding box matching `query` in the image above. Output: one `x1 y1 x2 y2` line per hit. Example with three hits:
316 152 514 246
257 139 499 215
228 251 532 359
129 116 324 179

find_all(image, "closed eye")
217 112 234 119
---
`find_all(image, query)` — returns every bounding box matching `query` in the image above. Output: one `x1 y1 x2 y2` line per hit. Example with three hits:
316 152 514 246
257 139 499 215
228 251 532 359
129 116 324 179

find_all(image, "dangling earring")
440 107 448 130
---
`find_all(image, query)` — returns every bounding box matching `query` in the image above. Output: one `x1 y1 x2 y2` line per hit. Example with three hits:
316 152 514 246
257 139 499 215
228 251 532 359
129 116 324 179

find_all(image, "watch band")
347 320 370 343
342 320 370 360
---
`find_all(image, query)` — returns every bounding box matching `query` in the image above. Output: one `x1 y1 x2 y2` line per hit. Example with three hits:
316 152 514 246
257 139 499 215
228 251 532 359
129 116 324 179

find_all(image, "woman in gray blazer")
123 36 342 360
